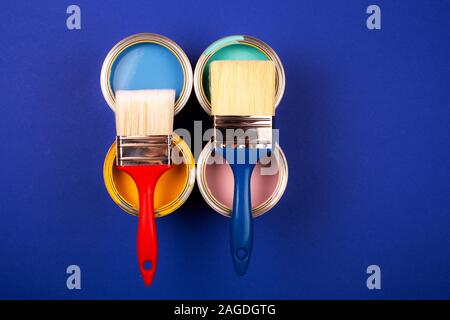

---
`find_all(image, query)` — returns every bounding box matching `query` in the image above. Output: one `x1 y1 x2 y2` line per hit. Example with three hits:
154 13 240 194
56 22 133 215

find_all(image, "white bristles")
115 89 175 136
210 60 276 116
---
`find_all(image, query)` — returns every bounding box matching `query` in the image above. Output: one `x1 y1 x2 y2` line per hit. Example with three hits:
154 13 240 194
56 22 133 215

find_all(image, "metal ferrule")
116 135 172 166
213 116 273 149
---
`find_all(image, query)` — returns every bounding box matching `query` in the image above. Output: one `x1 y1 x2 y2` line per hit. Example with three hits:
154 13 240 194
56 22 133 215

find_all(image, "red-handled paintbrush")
115 89 175 286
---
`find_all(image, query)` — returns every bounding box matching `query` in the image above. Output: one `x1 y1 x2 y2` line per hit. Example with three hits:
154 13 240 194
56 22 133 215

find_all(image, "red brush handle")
117 164 173 286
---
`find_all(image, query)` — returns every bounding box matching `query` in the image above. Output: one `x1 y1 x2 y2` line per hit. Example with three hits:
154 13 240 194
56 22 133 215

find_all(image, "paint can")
194 35 288 217
101 33 195 217
104 134 195 217
194 35 285 115
101 32 193 114
196 141 288 217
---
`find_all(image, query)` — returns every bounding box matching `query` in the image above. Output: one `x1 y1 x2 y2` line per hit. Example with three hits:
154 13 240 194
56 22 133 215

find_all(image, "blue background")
0 0 449 299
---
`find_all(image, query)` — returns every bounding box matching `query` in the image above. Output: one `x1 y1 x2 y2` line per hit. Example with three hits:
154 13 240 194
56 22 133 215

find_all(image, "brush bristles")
210 60 276 117
115 89 175 136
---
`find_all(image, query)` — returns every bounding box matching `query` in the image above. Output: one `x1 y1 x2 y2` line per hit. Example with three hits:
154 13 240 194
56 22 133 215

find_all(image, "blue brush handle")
229 159 256 275
217 147 263 275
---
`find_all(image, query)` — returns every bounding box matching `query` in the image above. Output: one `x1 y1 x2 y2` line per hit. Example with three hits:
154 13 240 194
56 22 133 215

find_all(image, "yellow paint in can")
103 134 195 217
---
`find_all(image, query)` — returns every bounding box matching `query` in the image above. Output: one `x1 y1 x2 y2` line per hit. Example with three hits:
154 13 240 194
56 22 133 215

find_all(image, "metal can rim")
193 35 286 116
196 141 289 218
103 133 196 217
100 32 193 115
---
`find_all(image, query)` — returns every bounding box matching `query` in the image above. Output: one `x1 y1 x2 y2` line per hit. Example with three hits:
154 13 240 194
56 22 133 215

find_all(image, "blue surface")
0 0 449 299
111 43 184 98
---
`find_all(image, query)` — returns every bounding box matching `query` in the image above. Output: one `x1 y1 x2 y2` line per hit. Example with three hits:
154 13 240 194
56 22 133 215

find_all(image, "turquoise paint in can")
202 44 269 100
194 35 286 115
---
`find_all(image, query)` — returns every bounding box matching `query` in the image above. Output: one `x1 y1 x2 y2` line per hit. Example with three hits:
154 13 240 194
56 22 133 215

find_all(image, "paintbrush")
210 60 276 275
115 89 175 286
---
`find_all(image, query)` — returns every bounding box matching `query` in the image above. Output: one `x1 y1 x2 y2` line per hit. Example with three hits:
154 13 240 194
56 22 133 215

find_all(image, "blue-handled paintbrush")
210 60 276 275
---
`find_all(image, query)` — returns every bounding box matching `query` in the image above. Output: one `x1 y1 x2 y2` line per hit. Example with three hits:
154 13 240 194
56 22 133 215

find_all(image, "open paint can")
104 134 195 217
101 33 195 217
196 141 288 217
194 35 288 217
101 33 193 114
194 35 285 115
